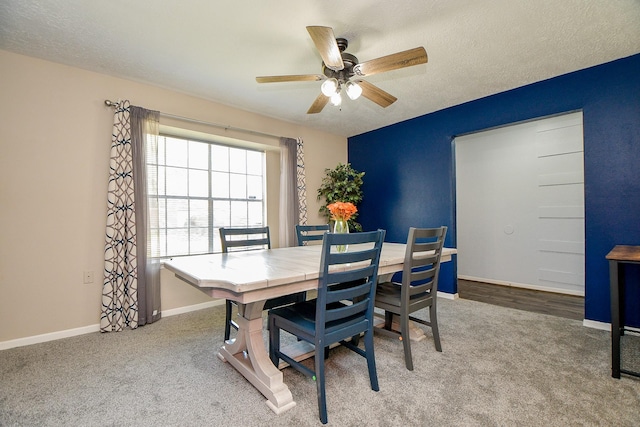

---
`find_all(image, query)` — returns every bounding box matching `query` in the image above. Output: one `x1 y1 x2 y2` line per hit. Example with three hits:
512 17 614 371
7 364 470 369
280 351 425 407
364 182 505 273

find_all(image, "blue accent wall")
349 53 640 324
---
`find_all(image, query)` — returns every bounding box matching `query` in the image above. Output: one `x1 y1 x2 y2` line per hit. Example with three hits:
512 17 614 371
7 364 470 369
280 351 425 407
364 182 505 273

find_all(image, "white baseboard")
583 319 610 331
582 320 640 333
0 299 225 351
161 300 223 317
0 324 101 351
438 291 459 300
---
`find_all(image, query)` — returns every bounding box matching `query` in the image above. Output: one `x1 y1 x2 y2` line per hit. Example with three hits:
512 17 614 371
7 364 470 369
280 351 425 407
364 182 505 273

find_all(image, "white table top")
164 243 456 303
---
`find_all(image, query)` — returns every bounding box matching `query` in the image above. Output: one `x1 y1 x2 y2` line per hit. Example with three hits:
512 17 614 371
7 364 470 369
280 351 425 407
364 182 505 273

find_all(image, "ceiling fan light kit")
321 78 339 96
345 81 362 100
256 26 428 114
330 91 342 106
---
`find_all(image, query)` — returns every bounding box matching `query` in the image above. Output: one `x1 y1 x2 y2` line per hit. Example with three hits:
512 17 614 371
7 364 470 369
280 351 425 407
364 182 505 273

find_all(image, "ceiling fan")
256 26 428 114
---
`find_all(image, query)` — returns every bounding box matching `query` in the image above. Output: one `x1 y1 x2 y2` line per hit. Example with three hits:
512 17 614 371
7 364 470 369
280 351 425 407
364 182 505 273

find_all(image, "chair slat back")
296 224 330 246
316 230 385 336
219 226 271 253
402 227 447 298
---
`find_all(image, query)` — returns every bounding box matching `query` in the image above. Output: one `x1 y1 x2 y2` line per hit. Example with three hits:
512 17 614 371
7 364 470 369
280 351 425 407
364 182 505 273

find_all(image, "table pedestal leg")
373 275 427 342
217 301 296 414
373 314 427 342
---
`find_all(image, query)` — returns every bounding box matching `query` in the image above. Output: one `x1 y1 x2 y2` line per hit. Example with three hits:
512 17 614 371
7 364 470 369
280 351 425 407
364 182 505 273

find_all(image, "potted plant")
317 163 364 231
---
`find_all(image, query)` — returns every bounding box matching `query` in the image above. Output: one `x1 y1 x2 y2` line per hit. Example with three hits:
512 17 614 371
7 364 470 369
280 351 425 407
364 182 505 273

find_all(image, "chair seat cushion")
270 300 366 336
264 291 306 309
375 281 402 306
375 282 431 307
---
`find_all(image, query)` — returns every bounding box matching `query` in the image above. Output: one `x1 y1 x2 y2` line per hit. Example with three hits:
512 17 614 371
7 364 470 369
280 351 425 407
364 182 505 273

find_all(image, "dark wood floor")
457 279 584 321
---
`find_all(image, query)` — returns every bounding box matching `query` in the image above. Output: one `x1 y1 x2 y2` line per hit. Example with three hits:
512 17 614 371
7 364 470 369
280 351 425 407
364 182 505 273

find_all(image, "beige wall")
0 50 347 345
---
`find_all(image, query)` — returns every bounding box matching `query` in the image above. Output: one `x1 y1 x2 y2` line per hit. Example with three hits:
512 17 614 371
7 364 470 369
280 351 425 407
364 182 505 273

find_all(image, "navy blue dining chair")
219 226 305 342
374 226 447 370
295 224 330 246
268 229 385 424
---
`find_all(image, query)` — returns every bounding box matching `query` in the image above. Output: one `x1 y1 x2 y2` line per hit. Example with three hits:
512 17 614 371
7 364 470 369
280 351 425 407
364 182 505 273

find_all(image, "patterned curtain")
296 137 308 226
101 101 161 332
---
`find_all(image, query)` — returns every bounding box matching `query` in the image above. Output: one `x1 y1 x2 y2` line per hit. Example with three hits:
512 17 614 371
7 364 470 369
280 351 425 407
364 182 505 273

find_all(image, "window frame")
151 133 267 258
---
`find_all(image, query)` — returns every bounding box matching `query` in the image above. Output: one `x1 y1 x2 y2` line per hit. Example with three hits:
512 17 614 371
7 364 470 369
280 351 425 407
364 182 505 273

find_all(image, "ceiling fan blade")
256 74 324 83
357 80 397 108
306 26 344 71
353 47 428 77
307 93 330 114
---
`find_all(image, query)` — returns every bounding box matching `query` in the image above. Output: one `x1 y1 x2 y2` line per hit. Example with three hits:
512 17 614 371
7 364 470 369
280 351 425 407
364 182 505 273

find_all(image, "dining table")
163 242 457 414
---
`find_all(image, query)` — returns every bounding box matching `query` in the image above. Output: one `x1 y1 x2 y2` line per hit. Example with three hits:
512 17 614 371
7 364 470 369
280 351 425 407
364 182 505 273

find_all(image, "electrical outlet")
83 271 94 284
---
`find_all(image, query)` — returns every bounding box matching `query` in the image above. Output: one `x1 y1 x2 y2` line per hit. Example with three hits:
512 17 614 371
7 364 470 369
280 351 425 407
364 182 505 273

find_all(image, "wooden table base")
373 314 427 342
217 302 296 414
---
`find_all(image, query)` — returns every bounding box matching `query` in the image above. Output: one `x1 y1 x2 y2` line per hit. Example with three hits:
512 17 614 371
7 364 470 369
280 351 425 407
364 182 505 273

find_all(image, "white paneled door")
455 112 584 295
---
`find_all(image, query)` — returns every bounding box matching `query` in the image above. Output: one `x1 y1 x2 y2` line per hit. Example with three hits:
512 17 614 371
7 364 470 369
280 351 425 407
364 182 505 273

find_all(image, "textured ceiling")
1 0 639 137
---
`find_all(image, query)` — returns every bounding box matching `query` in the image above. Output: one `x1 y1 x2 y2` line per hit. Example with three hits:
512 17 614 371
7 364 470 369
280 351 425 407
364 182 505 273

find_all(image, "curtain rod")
104 99 283 140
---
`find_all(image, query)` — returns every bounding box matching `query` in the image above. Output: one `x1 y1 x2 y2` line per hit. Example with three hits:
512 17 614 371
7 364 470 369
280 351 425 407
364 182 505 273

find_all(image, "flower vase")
333 219 349 253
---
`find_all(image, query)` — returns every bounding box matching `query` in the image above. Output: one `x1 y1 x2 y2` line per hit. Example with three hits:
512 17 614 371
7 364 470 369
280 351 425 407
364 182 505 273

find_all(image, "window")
149 135 266 257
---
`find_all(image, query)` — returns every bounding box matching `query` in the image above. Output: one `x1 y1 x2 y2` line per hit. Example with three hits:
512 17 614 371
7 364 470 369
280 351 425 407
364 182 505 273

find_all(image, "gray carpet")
1 298 639 426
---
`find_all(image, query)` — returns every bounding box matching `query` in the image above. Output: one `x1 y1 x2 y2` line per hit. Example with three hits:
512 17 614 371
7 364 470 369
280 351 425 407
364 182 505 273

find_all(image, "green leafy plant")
317 163 365 231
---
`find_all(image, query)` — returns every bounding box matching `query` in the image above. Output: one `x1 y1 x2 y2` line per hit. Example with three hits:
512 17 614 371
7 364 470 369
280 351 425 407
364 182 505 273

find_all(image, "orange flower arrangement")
327 201 357 222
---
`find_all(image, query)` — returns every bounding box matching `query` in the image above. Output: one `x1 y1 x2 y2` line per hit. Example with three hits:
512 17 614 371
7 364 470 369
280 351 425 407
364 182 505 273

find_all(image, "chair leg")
315 344 328 424
364 327 379 391
351 334 361 347
430 305 442 352
384 311 393 330
400 310 414 371
224 300 233 341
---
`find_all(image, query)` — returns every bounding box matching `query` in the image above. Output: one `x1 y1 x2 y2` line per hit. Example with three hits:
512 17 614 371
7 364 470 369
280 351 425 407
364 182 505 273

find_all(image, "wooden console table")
606 245 640 379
